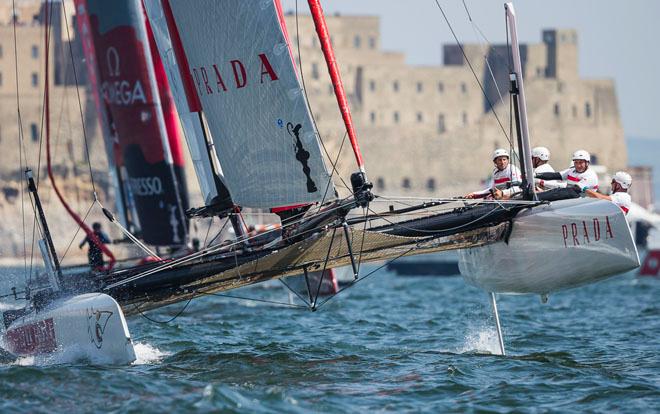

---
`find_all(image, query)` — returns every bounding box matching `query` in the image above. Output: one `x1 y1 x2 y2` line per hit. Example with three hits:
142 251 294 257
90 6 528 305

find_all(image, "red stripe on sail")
274 0 299 72
161 0 201 112
145 14 185 167
307 0 365 170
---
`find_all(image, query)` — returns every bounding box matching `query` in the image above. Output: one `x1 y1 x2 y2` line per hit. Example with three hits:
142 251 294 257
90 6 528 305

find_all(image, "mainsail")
155 0 334 209
83 0 189 246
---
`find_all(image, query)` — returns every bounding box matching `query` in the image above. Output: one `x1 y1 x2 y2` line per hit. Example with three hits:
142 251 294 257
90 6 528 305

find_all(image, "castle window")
438 82 444 93
585 102 592 118
311 63 319 80
30 123 38 142
31 45 38 59
462 112 468 125
353 35 361 49
461 82 467 94
553 103 560 117
368 37 376 49
590 154 599 164
572 105 577 118
416 82 423 93
393 80 399 92
370 111 376 124
416 112 423 123
369 80 376 92
437 114 446 133
426 178 436 191
376 177 385 191
393 111 400 123
31 72 38 87
402 177 411 189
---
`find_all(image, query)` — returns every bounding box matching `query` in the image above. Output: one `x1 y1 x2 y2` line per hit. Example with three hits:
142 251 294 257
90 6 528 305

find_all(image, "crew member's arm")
535 172 562 181
79 236 88 249
585 189 611 201
465 177 494 199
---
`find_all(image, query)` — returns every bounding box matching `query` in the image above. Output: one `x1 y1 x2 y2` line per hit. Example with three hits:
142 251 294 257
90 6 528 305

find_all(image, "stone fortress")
0 2 632 259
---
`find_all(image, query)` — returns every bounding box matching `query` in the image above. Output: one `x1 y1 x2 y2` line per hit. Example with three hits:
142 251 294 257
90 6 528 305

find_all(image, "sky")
281 0 660 139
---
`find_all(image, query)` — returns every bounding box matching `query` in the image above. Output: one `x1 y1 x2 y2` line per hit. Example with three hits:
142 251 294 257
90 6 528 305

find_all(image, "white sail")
161 0 334 209
143 0 221 206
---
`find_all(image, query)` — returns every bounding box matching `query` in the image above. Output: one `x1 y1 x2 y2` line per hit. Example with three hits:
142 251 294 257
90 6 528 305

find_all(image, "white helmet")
492 148 509 160
612 171 632 189
572 149 590 162
532 146 550 161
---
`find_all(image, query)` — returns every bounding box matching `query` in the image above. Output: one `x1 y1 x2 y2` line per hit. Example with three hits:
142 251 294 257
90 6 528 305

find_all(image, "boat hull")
458 198 640 294
4 293 135 364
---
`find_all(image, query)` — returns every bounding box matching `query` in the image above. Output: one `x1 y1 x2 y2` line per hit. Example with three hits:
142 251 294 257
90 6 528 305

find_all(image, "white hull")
458 198 640 295
4 293 136 364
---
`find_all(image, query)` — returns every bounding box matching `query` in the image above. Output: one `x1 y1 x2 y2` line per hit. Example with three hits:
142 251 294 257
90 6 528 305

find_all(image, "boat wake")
458 324 504 356
133 342 170 365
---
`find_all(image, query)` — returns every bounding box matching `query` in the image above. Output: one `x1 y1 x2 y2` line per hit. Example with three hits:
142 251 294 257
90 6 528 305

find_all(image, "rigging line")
279 278 312 308
202 217 214 247
60 0 96 194
316 131 348 214
315 245 417 310
462 0 507 110
206 217 230 248
432 0 513 148
197 290 307 309
135 295 195 324
371 194 540 205
12 0 28 283
60 200 95 261
355 207 369 275
312 226 337 307
294 0 352 193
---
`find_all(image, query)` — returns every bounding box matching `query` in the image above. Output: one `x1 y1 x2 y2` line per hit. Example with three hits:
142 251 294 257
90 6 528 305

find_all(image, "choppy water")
1 265 659 413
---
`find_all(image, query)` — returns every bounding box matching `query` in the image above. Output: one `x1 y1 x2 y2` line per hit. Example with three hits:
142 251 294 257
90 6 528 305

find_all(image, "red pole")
307 0 365 172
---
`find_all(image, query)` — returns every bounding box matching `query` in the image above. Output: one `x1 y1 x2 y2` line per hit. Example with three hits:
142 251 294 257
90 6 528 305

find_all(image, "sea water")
0 265 658 413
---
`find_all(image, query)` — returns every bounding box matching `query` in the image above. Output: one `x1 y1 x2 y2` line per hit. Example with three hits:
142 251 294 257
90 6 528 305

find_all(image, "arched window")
370 112 376 124
426 178 436 191
416 112 423 123
402 177 411 189
393 111 400 123
437 114 446 134
416 82 423 93
553 103 560 117
585 102 592 118
393 80 399 92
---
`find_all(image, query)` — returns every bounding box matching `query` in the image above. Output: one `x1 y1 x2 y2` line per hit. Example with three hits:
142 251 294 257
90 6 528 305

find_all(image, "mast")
505 3 536 200
306 0 373 206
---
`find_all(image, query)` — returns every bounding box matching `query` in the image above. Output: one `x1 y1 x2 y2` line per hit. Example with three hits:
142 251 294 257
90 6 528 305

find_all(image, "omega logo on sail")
192 53 279 96
561 216 615 248
100 46 147 106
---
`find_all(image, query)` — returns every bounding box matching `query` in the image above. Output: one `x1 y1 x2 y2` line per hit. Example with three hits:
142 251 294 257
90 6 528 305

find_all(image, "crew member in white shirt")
465 148 522 200
585 171 632 215
531 146 562 190
535 149 599 193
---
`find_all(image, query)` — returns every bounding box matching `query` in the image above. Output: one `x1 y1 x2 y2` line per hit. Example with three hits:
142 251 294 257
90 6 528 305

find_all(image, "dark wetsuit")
79 231 110 269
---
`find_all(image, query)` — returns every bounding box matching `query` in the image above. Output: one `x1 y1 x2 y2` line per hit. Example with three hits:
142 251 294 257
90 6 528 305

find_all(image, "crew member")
585 171 632 215
465 148 522 200
79 222 111 270
535 149 599 193
531 146 561 190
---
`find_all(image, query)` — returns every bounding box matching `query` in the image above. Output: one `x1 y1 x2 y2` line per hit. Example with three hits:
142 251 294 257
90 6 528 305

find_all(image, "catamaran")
1 1 638 363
